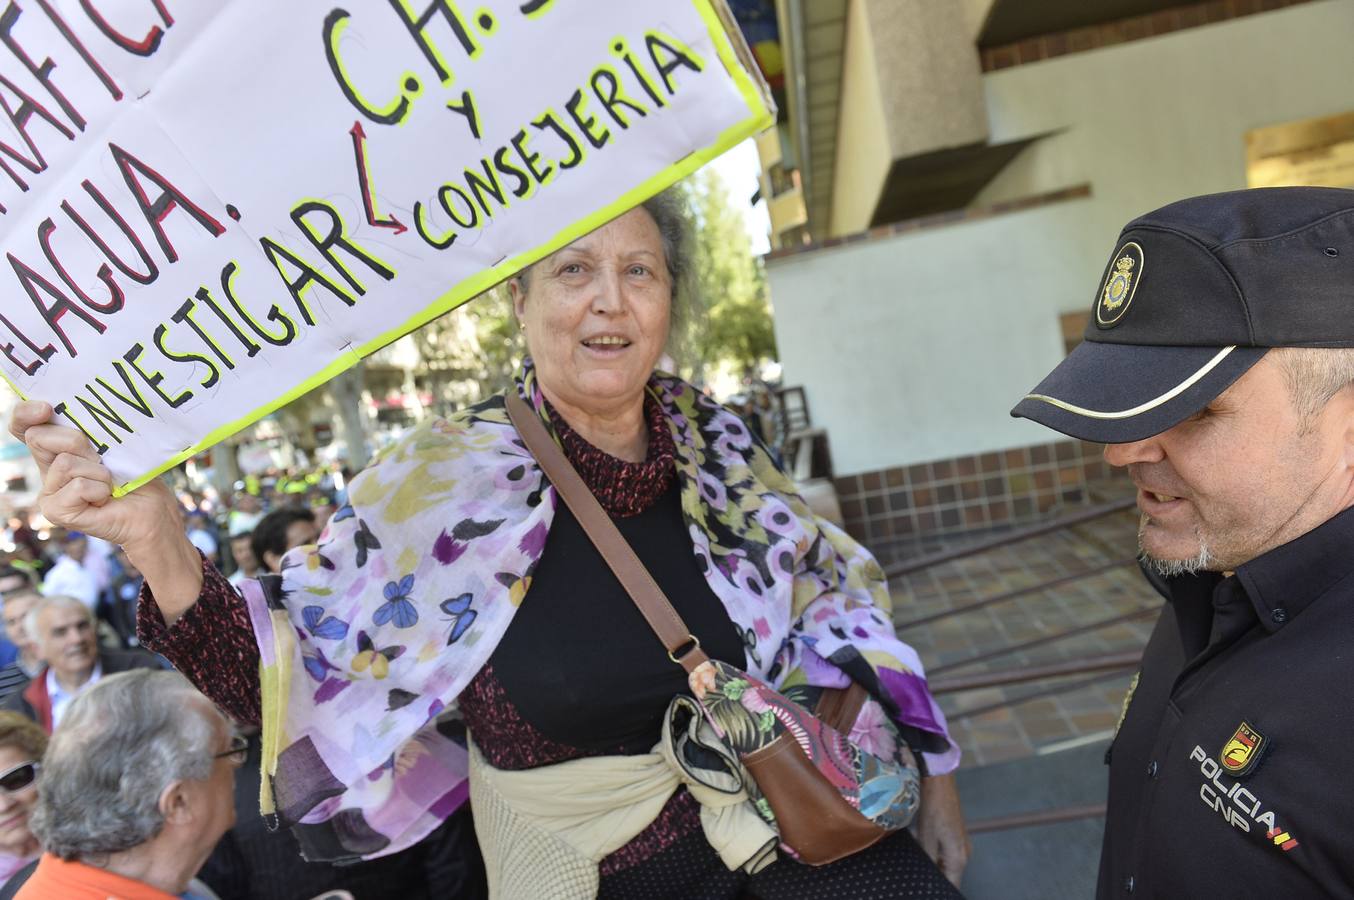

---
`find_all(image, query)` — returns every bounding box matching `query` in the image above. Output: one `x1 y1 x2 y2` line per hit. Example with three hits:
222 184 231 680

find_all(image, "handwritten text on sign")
0 0 772 490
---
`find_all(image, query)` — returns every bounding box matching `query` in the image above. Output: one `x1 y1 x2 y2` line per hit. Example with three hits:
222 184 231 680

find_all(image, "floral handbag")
688 658 920 862
506 394 921 865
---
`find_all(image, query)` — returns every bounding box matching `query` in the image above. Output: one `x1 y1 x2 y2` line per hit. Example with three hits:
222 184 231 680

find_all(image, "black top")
490 479 748 754
1098 505 1354 898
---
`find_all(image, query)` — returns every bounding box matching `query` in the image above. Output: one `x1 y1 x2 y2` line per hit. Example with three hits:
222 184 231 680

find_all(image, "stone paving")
879 486 1161 768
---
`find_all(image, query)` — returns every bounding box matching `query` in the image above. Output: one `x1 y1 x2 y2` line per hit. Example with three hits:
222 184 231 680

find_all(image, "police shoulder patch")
1219 720 1266 777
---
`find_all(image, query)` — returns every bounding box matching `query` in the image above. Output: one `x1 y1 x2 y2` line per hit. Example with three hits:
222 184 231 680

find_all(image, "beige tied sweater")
468 696 778 899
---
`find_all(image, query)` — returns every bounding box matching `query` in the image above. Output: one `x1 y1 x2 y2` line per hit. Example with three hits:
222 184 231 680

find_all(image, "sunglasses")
213 734 249 766
0 761 39 794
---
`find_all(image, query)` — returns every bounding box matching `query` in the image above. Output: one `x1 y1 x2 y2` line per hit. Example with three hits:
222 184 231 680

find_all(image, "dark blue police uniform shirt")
1099 504 1354 898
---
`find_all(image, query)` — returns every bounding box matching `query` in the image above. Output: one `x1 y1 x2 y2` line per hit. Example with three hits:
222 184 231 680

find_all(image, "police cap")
1011 186 1354 442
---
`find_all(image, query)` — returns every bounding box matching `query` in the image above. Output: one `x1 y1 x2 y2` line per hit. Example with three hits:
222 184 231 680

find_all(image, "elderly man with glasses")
12 670 243 899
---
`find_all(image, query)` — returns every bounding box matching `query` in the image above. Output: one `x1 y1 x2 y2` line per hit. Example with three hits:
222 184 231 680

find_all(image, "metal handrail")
883 496 1136 578
896 558 1137 631
874 493 1147 762
948 666 1138 722
928 604 1159 676
930 650 1142 695
968 803 1107 835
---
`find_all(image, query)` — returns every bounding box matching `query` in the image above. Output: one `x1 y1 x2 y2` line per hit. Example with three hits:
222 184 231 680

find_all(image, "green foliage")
409 286 522 410
678 168 778 374
472 288 526 388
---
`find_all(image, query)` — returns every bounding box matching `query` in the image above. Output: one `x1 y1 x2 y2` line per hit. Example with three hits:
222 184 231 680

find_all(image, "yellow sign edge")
72 0 775 498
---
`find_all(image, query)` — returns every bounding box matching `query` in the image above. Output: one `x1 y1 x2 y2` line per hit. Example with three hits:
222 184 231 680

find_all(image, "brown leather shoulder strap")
504 391 710 673
814 682 869 732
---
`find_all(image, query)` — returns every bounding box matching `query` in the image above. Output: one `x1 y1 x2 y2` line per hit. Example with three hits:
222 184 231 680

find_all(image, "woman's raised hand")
10 400 204 622
12 400 170 546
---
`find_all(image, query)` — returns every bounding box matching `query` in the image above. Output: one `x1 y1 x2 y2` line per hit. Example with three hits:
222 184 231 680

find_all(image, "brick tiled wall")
980 0 1316 72
833 439 1125 548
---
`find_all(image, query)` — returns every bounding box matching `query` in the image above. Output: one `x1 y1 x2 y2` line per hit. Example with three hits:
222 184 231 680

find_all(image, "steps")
954 741 1110 899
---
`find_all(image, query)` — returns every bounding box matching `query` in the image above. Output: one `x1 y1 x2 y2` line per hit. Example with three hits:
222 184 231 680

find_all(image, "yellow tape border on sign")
0 0 774 498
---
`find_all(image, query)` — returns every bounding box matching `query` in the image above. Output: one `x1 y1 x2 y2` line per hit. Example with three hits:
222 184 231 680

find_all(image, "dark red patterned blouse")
137 550 262 727
137 393 699 874
545 393 675 518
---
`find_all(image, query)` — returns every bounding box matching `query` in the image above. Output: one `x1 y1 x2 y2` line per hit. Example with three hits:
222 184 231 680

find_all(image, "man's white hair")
1271 347 1354 427
29 670 219 860
1141 544 1219 578
1139 520 1220 577
24 594 91 645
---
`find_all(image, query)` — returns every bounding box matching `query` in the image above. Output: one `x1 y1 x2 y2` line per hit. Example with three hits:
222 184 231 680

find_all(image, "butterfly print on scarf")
374 574 419 628
387 689 418 711
300 645 350 702
440 593 478 645
303 605 349 641
303 644 338 682
354 519 382 568
353 630 406 679
432 518 505 566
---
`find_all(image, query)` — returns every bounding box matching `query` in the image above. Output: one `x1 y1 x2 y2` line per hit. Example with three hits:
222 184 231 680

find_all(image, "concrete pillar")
831 0 989 235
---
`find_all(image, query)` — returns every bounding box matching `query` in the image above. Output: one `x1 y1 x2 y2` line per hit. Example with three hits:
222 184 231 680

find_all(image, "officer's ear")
1335 383 1354 469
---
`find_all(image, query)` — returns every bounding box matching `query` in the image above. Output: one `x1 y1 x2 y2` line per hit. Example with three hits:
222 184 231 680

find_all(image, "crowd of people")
0 479 451 898
0 467 346 653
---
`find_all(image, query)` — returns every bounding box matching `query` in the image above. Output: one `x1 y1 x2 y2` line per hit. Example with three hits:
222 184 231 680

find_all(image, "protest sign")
0 0 774 492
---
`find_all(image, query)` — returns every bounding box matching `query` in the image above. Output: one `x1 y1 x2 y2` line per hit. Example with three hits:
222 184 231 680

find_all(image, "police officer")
1011 187 1354 897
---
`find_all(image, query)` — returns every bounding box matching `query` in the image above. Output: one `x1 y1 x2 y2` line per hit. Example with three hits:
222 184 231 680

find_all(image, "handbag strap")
504 391 711 673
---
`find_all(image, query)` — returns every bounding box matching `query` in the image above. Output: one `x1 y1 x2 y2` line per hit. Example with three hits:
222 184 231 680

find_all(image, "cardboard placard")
0 0 774 492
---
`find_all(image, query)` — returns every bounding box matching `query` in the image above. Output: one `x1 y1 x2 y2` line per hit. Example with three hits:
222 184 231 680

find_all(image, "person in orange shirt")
15 670 242 900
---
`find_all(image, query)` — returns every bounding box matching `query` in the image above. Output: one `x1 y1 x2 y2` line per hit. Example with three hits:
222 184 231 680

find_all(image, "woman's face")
0 746 38 857
512 207 672 416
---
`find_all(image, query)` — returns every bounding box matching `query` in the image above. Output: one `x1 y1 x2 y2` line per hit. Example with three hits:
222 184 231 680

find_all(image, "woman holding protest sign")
10 190 969 898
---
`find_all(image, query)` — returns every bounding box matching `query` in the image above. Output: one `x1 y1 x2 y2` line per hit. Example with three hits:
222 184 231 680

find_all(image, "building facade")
758 0 1354 546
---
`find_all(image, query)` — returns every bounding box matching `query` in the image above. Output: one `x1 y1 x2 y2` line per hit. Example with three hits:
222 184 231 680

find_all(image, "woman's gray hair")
512 187 702 360
30 670 220 861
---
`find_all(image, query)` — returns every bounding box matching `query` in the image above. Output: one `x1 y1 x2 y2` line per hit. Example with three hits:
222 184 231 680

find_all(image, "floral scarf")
241 361 957 861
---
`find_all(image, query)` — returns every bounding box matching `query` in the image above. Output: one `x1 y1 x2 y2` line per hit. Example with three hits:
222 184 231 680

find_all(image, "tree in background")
408 288 521 414
327 365 371 469
678 168 777 379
